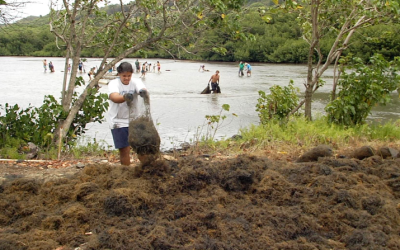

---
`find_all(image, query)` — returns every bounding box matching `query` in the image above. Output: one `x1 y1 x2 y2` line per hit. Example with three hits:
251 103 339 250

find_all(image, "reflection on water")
210 94 220 112
1 57 399 151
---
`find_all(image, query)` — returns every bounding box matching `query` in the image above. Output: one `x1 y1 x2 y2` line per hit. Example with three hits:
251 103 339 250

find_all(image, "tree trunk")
61 50 70 107
304 42 316 120
304 85 313 120
303 0 319 120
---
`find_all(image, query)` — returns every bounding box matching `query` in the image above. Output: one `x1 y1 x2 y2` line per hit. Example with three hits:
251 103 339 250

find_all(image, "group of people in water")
42 59 55 73
42 60 252 92
135 59 161 78
238 61 252 77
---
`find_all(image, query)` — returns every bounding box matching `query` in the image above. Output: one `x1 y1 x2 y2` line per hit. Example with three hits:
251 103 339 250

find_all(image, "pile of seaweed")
0 153 400 249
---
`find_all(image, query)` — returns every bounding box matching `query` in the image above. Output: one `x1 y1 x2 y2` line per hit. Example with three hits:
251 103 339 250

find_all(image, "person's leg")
119 146 131 165
111 127 131 165
211 83 217 93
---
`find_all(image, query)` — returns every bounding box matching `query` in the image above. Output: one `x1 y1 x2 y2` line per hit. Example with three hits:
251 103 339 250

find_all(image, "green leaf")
222 104 230 111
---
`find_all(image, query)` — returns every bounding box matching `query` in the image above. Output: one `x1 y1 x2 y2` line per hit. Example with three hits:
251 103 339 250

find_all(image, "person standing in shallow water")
88 67 95 80
208 70 220 94
238 61 244 76
108 62 147 165
157 61 161 73
78 61 83 73
140 63 146 78
245 62 252 77
135 59 140 73
43 59 47 72
49 61 55 72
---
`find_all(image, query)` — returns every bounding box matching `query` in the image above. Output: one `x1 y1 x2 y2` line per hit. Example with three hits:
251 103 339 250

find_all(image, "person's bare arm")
109 93 126 103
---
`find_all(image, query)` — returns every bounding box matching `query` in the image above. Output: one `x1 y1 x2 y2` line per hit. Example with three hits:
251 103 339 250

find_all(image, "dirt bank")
0 147 399 249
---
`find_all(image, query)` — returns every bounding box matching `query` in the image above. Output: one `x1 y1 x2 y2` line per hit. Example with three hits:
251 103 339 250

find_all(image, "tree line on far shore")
1 3 399 64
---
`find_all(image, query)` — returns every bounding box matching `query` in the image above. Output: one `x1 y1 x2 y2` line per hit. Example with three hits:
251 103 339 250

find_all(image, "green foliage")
2 3 400 63
0 79 109 154
268 39 309 63
326 54 400 126
349 24 400 62
237 116 400 150
0 21 56 56
0 136 26 159
191 104 237 150
0 147 22 160
239 116 343 146
0 103 37 143
70 136 110 159
203 104 237 141
367 120 400 140
256 80 300 124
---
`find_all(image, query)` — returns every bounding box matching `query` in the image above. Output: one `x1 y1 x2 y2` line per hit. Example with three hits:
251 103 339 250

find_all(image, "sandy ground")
0 146 400 249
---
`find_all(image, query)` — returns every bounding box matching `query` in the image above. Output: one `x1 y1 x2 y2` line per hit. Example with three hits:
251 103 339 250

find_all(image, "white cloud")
18 0 51 18
13 0 121 19
2 0 51 21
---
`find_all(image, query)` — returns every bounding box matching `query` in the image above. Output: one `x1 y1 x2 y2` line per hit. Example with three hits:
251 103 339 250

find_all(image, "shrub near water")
326 54 400 126
256 80 300 124
0 77 109 158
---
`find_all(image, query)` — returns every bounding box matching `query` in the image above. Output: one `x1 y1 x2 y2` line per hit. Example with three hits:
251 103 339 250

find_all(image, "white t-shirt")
107 77 145 129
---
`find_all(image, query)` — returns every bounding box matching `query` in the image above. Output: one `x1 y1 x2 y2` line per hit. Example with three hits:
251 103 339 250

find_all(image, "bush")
326 54 400 126
0 77 109 155
256 80 300 124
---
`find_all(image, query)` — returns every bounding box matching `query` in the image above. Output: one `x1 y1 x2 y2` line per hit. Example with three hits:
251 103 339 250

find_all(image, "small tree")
325 54 400 126
269 0 400 120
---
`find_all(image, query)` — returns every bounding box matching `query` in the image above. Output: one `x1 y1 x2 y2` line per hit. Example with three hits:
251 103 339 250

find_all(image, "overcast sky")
14 0 119 19
17 0 51 18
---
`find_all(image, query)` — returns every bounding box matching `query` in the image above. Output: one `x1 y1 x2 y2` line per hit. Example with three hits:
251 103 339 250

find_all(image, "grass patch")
68 136 112 159
193 116 400 157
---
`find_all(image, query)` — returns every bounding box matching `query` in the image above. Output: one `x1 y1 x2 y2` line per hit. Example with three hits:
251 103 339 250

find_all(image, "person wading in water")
208 70 220 94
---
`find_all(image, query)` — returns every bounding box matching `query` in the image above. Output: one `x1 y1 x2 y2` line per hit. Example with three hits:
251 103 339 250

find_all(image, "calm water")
1 57 399 151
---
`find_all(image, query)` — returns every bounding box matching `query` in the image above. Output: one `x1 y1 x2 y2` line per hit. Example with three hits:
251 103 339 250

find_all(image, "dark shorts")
111 127 129 149
211 82 218 91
